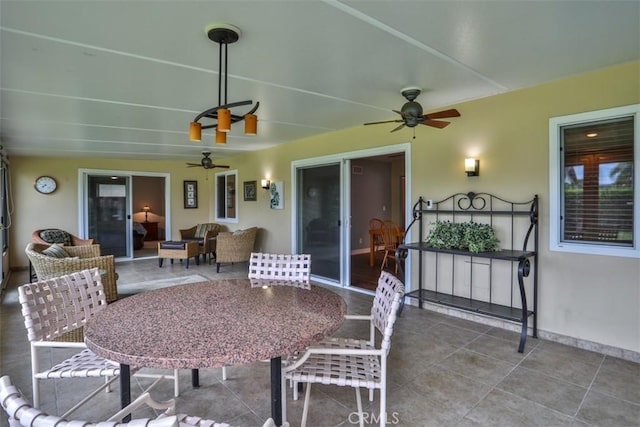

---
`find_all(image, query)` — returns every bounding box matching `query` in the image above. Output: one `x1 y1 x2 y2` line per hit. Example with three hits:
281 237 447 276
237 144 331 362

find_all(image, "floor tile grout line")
572 355 605 420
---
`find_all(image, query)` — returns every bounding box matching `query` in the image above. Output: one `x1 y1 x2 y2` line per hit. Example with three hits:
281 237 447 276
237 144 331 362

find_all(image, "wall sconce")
142 205 151 222
261 179 271 189
465 158 479 177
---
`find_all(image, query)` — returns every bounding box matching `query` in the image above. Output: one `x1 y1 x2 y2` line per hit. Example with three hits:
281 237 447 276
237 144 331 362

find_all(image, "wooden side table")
157 241 199 268
142 221 159 241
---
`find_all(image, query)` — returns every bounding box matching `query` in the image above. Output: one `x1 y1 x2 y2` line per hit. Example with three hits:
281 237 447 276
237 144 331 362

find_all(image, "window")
550 104 639 257
215 170 237 222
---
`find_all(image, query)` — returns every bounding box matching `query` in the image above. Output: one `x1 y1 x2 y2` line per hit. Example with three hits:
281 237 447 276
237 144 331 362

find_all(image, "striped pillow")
41 243 71 258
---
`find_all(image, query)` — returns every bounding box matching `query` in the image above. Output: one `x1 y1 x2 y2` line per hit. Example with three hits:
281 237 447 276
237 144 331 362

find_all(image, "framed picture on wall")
243 180 257 201
183 180 198 209
270 181 284 209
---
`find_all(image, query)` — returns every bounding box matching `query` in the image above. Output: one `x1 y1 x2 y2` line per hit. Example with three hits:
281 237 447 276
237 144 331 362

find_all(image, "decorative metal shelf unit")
397 192 539 352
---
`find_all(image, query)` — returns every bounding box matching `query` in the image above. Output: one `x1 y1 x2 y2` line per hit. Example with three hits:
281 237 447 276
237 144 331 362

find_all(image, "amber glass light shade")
244 113 257 135
216 129 227 145
189 122 202 141
218 108 231 132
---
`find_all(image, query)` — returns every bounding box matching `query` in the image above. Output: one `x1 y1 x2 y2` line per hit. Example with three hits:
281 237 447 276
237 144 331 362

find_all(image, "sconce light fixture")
261 179 271 189
465 158 479 177
142 205 151 222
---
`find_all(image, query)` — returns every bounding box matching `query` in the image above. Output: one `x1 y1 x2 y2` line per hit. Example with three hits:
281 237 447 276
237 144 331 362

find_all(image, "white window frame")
549 104 640 258
214 169 238 223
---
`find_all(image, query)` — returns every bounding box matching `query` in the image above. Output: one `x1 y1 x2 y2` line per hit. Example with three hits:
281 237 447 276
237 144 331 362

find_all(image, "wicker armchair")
32 229 95 246
179 223 221 261
26 243 118 302
214 227 258 273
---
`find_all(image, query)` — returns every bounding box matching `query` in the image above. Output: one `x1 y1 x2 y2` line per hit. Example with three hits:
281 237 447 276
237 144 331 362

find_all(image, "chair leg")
355 387 364 427
301 382 312 427
174 369 180 397
31 347 39 408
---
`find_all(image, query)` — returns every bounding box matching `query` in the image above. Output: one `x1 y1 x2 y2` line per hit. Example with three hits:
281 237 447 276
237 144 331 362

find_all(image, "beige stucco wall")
9 61 640 354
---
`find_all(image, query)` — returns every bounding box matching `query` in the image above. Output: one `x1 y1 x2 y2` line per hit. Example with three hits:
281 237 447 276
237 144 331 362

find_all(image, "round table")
85 278 346 425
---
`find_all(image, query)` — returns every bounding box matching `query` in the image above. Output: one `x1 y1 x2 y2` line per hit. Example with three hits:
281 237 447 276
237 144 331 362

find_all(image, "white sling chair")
17 268 179 418
283 271 404 427
0 375 276 427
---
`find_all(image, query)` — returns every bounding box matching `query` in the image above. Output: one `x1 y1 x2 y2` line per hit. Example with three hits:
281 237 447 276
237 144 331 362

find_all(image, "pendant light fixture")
189 23 259 143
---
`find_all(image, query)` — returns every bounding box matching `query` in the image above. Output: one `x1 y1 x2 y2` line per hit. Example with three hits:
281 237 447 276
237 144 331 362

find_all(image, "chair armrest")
108 384 176 422
203 229 220 254
343 314 375 343
344 314 372 321
63 244 102 258
179 226 197 239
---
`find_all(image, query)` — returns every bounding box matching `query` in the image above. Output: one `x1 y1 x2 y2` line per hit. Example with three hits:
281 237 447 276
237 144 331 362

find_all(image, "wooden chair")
369 217 385 251
0 375 276 427
283 271 405 427
214 227 258 273
380 221 401 274
18 269 179 416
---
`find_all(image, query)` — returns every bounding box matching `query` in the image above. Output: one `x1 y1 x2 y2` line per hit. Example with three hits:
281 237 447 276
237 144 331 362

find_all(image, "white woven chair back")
248 253 311 284
0 375 178 427
18 268 107 342
372 272 405 354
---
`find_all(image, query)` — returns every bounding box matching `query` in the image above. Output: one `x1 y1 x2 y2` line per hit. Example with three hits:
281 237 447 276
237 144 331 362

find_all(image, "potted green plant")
426 220 499 253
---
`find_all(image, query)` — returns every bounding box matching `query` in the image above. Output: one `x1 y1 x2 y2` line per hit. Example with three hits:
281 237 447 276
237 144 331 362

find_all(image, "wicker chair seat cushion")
39 229 72 246
160 241 188 250
182 237 205 245
285 337 381 388
34 348 120 379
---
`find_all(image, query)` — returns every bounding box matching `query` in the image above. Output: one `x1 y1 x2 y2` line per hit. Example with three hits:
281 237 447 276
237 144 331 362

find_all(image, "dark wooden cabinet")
142 221 159 241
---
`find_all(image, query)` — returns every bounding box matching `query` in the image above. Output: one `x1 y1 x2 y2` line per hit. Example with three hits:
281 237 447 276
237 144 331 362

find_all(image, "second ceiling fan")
364 87 461 134
186 152 229 169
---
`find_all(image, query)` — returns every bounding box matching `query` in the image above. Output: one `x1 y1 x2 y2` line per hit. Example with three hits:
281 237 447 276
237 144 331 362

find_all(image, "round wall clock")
34 176 57 194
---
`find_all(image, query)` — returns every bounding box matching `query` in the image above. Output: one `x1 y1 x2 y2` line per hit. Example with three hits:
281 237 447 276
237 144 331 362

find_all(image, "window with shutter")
550 104 639 258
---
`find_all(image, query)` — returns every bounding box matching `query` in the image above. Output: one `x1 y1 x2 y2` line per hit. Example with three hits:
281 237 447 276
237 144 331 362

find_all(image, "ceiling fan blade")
186 163 201 167
390 123 406 133
212 164 230 169
424 108 460 120
364 119 403 126
392 109 407 117
422 119 451 129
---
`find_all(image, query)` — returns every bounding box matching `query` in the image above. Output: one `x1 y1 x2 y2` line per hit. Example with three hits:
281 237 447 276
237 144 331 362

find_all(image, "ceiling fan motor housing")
401 101 424 127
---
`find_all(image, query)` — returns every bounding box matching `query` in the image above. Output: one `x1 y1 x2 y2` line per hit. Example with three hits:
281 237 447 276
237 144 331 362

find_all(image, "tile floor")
1 259 639 426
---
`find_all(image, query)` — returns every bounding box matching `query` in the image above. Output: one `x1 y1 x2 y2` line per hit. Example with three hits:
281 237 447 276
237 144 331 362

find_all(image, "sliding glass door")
87 175 130 257
297 164 342 282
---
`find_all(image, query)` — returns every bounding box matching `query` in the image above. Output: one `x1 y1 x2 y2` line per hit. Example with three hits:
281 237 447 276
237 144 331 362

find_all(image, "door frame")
78 169 172 260
291 143 412 288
